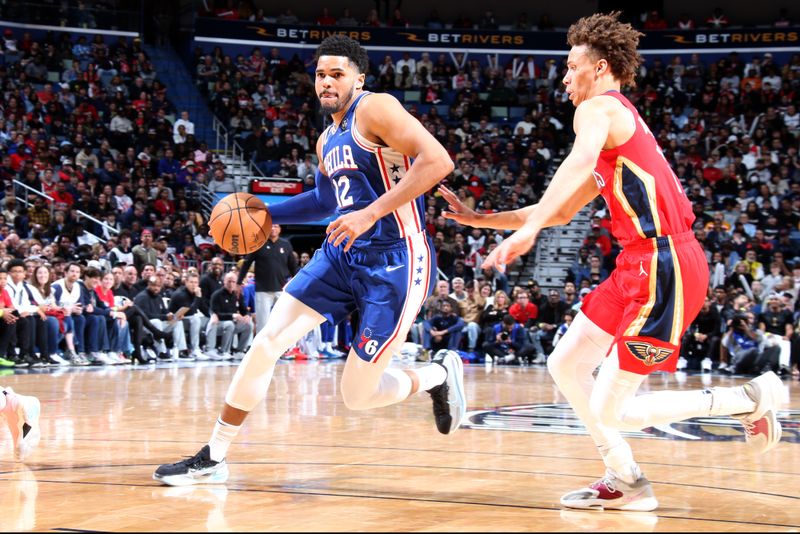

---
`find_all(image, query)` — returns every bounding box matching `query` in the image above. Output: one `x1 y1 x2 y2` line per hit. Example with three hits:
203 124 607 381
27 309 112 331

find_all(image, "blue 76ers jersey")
321 91 426 246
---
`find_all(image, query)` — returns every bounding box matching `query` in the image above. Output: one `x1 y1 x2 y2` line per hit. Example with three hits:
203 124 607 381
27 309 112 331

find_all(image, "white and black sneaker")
428 350 467 435
153 445 229 486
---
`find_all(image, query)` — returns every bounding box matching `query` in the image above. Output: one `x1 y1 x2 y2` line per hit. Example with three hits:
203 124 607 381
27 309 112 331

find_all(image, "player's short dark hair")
314 35 369 74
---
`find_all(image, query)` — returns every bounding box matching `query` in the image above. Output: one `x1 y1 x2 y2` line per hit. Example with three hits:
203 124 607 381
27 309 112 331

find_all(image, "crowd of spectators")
1 19 800 377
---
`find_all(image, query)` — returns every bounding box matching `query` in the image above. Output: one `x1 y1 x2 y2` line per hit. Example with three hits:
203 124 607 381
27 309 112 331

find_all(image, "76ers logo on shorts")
625 341 674 366
358 328 380 357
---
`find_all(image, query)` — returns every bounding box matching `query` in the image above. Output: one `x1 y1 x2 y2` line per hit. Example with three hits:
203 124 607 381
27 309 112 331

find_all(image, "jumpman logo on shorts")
639 261 648 277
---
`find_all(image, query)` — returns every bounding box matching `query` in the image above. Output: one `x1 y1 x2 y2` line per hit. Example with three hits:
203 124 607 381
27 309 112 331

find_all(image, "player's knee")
340 388 370 411
546 350 567 382
589 398 631 429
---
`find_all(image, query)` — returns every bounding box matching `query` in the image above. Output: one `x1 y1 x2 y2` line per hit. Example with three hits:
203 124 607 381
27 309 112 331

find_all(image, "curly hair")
314 35 369 74
566 11 643 87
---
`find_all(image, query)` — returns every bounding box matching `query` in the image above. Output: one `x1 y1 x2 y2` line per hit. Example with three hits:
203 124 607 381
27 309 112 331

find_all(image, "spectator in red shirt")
643 10 668 30
50 181 75 211
702 156 724 183
153 188 175 218
315 8 337 25
509 291 538 327
585 224 612 257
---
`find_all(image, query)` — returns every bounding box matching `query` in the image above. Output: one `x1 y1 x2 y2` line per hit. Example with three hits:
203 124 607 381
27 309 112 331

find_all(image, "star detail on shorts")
393 175 401 184
417 255 424 262
390 163 401 175
416 266 423 274
414 278 422 286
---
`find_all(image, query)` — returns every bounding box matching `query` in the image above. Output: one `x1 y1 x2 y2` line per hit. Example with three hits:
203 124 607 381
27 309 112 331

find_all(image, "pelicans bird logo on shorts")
625 341 674 366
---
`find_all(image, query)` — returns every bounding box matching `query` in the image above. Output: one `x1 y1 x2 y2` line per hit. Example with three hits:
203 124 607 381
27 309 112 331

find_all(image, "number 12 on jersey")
332 175 354 208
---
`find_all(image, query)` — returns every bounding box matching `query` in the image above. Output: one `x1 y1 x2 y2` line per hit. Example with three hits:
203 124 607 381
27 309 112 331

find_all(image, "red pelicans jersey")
581 90 709 375
592 91 695 247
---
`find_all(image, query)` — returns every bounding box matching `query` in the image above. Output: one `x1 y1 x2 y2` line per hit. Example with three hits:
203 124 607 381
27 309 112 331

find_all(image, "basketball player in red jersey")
441 12 783 511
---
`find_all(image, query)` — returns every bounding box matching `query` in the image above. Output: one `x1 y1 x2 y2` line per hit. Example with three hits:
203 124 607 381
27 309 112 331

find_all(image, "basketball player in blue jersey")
154 35 465 486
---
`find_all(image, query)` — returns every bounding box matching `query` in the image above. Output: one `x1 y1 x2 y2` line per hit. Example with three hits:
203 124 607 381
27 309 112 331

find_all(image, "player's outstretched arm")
326 93 454 250
482 98 608 270
267 134 338 225
439 185 536 231
267 170 338 224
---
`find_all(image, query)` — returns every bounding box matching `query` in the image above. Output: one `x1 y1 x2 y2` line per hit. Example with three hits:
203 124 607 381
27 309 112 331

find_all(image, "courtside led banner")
195 18 800 54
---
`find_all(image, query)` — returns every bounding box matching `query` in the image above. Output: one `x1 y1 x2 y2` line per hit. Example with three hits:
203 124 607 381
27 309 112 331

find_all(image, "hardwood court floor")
0 361 798 532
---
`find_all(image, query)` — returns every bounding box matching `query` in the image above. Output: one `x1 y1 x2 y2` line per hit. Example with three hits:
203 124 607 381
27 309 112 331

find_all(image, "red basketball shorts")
581 231 709 375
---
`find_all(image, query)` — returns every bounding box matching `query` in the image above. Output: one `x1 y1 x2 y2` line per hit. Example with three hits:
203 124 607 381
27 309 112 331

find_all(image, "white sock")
599 440 640 484
413 364 447 392
710 386 756 416
208 418 241 462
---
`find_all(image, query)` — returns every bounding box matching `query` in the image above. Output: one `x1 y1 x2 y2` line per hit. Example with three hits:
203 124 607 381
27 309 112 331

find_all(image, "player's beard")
318 83 356 115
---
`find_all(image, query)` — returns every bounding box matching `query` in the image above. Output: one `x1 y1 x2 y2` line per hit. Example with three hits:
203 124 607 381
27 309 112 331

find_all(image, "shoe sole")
441 352 466 434
742 371 784 453
560 493 659 512
153 463 230 487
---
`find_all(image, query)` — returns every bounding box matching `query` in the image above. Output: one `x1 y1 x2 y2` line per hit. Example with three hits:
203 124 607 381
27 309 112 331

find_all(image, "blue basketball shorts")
285 232 436 363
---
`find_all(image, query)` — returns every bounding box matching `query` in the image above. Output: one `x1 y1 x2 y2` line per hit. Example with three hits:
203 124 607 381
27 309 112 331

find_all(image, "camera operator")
721 311 779 375
482 314 535 365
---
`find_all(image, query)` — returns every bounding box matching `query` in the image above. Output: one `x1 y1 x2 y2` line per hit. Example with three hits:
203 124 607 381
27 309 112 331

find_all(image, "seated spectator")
28 264 78 366
455 280 485 354
134 275 187 361
480 289 510 340
758 293 794 374
169 272 206 360
722 311 778 375
0 268 18 367
207 272 253 360
423 300 463 353
680 297 722 371
552 310 576 348
535 288 570 356
483 314 535 365
5 259 47 367
81 267 126 365
508 290 538 328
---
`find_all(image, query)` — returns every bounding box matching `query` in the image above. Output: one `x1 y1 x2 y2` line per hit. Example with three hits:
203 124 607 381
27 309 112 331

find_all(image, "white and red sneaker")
560 469 659 511
2 388 41 461
732 371 783 453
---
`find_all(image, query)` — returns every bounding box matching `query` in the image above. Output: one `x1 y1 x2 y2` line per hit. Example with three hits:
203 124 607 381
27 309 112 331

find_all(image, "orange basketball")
208 192 271 255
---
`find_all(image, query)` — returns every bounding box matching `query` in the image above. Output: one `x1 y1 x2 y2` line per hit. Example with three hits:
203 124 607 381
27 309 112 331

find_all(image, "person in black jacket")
169 272 206 360
207 272 253 360
134 275 187 361
81 267 125 365
236 224 297 334
200 257 224 316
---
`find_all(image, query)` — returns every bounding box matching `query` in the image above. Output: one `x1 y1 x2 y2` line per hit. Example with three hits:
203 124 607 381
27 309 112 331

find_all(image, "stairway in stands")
529 207 592 293
143 44 215 146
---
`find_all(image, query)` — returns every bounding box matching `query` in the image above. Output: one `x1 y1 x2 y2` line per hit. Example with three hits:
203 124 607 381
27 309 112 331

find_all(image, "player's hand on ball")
482 226 540 273
439 185 480 226
326 208 377 252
